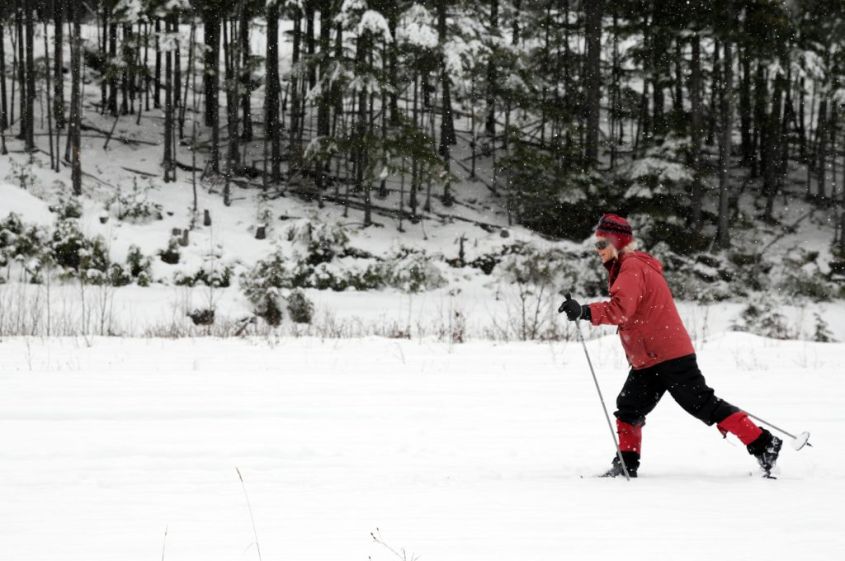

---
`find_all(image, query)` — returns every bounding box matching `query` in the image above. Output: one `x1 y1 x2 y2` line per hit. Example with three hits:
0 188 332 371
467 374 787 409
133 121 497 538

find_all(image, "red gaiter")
617 420 642 454
716 411 763 445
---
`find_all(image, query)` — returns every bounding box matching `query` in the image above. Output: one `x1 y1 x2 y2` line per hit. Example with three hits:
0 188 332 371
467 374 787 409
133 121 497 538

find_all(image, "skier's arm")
586 262 644 326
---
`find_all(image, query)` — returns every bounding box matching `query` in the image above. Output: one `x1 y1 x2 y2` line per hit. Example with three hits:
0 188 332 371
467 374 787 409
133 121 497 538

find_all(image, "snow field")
1 333 843 560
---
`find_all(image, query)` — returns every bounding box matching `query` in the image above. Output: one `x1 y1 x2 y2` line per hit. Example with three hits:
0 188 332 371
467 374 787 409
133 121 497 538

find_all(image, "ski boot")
747 429 782 478
600 451 639 478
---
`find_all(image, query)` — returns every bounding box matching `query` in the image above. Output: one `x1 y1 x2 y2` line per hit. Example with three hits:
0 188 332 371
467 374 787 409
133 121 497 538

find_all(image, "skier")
560 214 782 478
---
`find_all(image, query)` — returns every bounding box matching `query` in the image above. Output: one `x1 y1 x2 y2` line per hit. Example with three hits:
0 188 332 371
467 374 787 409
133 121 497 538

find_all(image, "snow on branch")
397 4 438 49
358 10 392 43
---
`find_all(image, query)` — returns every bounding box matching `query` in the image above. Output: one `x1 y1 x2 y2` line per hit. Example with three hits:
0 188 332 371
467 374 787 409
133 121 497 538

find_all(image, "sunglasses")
595 239 612 250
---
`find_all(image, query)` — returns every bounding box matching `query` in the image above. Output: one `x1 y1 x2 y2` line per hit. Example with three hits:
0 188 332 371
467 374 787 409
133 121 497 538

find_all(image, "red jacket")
587 251 694 370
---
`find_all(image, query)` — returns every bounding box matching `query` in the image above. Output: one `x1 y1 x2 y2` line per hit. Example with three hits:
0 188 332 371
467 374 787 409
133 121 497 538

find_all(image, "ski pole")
745 412 812 450
560 294 631 481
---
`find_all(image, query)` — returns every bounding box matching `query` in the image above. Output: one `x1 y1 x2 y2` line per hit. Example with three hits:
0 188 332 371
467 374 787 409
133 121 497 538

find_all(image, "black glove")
558 294 591 322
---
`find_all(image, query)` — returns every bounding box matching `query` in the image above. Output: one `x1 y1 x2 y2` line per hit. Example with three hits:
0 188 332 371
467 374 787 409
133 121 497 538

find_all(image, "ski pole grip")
558 293 572 314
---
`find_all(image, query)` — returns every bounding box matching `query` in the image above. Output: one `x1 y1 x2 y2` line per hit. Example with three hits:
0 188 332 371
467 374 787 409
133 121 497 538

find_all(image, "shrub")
159 236 181 264
126 245 152 282
731 297 795 340
50 195 83 220
50 219 109 276
106 179 163 223
0 214 48 267
300 222 350 265
6 160 38 190
381 247 445 293
287 289 315 324
188 308 216 326
241 249 290 325
813 313 836 343
174 265 232 288
107 263 131 286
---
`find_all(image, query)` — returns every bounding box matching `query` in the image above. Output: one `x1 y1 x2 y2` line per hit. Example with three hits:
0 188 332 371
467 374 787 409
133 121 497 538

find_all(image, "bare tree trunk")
316 0 333 192
121 24 130 115
289 10 302 171
485 0 498 138
739 48 752 165
817 98 829 200
53 0 65 130
240 3 252 141
224 5 242 206
24 0 35 151
154 18 162 108
673 38 683 115
108 12 118 115
0 13 9 145
716 39 733 250
0 16 6 155
164 15 175 182
179 23 194 139
764 74 784 221
203 10 221 172
16 1 25 140
410 66 419 219
355 32 371 226
752 62 766 179
584 0 602 166
173 22 181 128
306 1 316 90
44 21 55 170
388 10 399 125
266 1 281 183
437 0 454 206
689 33 703 231
70 0 82 196
708 40 720 146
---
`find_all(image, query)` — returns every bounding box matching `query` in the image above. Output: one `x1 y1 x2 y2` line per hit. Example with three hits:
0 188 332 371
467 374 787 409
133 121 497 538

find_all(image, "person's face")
595 236 618 263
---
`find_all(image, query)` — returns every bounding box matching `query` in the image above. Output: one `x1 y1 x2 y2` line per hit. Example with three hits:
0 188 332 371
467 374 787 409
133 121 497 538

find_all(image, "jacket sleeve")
587 261 645 326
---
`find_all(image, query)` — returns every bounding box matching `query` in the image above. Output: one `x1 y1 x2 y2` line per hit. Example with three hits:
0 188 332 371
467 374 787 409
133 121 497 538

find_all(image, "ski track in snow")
0 334 843 560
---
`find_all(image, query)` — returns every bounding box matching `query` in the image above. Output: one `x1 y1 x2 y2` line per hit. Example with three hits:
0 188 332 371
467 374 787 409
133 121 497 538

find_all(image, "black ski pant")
614 354 739 427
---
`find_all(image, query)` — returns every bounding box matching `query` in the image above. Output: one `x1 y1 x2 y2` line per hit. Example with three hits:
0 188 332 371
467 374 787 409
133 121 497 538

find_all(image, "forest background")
1 0 844 341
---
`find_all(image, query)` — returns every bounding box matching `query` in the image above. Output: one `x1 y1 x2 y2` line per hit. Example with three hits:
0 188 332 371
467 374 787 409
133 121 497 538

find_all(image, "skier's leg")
614 365 666 455
600 367 665 477
659 354 739 425
659 354 782 474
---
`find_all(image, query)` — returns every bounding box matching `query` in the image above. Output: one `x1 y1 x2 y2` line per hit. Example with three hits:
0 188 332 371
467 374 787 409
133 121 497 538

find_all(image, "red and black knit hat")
595 213 634 250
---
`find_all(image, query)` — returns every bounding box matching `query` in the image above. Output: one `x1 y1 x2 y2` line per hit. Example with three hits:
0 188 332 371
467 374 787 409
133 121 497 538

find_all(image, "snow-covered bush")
108 263 132 287
159 236 181 265
241 249 290 326
774 247 836 302
106 179 163 224
50 195 83 220
813 313 836 343
0 214 48 269
498 242 604 298
302 222 351 265
174 265 232 288
381 247 445 293
287 289 315 324
5 160 37 191
731 297 795 340
126 245 152 285
50 219 109 275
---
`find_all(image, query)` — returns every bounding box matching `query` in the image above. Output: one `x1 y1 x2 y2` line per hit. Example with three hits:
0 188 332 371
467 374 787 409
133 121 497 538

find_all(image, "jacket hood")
622 251 664 275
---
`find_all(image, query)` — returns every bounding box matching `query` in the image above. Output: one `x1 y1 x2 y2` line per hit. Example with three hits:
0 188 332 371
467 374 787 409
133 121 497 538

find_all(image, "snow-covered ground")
1 334 843 561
